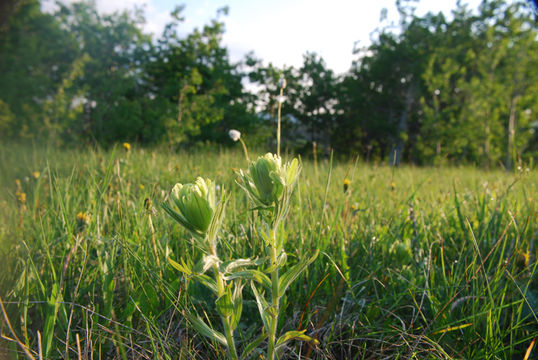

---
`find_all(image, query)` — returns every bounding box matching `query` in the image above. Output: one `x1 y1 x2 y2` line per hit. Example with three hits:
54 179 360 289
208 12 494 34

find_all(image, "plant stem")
239 138 250 163
267 228 280 360
277 87 283 157
214 266 239 360
222 314 239 360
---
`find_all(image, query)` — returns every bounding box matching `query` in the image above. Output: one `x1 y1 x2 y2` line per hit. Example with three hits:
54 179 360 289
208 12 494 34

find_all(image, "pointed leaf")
222 270 255 281
161 202 200 235
240 332 267 360
246 270 271 290
278 249 319 298
276 330 319 349
168 257 191 275
219 257 263 274
185 313 227 346
194 254 221 274
192 274 218 294
230 281 244 330
250 282 270 332
265 252 287 273
216 283 234 318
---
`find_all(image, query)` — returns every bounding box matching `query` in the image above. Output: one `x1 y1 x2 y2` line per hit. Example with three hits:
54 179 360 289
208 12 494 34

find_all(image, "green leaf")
192 274 218 294
206 191 227 247
185 313 227 346
246 270 271 290
250 282 270 332
230 281 244 330
194 254 221 274
216 283 234 318
219 257 263 274
43 282 62 358
276 330 319 349
240 332 267 360
161 202 200 235
222 270 254 281
278 249 319 298
168 257 191 275
259 228 273 246
265 252 287 273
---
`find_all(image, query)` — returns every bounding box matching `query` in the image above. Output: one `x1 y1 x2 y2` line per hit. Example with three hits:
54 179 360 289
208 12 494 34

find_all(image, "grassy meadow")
0 142 537 359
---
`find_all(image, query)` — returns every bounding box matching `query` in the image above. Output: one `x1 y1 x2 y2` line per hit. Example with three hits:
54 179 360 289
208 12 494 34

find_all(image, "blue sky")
44 0 483 74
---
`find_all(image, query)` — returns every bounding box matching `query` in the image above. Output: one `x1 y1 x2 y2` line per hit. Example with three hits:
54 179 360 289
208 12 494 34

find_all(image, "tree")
0 0 77 140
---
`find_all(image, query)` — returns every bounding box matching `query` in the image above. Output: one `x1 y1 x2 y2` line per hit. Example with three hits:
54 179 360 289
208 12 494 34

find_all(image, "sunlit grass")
0 142 536 359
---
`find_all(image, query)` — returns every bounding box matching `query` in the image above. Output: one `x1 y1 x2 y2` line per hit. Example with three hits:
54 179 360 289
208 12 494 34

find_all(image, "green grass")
0 142 536 359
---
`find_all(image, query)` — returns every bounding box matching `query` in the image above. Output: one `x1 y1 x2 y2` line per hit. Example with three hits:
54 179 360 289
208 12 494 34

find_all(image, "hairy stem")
267 228 280 360
214 266 239 360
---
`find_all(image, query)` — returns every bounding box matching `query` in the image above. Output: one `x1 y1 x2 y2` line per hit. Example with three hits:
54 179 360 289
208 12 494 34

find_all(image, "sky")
43 0 483 75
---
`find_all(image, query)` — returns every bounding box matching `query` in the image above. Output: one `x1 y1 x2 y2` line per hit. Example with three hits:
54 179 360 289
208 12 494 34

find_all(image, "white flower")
228 129 241 142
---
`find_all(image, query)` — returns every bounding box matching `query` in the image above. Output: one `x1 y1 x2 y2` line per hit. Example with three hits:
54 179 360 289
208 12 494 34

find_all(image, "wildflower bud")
239 153 300 207
228 129 241 142
165 177 217 236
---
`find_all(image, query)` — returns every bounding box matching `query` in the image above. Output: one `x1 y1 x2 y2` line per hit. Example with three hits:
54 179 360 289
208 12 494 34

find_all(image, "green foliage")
0 0 536 164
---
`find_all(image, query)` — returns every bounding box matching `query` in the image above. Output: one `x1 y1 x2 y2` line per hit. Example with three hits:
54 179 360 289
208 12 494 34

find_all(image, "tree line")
0 0 536 167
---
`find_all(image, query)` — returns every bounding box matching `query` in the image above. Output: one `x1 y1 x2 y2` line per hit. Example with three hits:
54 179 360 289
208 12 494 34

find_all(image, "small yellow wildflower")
391 182 396 191
343 178 351 193
76 212 90 228
517 250 531 267
16 191 26 205
32 171 40 179
122 142 131 152
140 184 145 190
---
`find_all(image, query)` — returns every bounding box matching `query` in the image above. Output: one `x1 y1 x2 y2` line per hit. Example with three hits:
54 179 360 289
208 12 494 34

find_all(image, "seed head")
228 129 241 142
